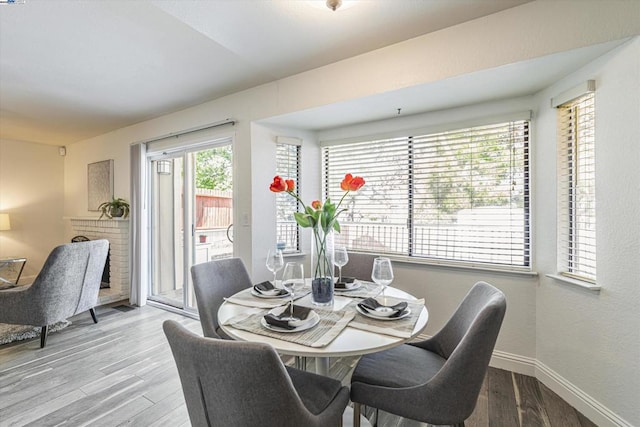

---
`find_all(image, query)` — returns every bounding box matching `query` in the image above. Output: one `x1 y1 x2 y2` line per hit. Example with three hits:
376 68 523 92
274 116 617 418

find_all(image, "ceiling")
0 0 539 145
0 0 624 146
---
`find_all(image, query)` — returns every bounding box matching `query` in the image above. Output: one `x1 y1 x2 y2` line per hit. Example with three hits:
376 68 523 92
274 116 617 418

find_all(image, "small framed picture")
88 159 114 211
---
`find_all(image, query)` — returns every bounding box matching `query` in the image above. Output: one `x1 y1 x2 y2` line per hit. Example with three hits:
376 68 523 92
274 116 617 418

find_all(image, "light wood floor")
0 303 598 427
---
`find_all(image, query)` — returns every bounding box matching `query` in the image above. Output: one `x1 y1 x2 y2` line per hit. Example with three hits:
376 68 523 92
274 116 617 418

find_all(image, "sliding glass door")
148 142 233 312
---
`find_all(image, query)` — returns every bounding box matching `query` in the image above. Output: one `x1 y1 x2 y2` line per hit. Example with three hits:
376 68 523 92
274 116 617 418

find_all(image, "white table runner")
223 308 355 348
345 297 425 339
224 287 311 309
333 280 383 299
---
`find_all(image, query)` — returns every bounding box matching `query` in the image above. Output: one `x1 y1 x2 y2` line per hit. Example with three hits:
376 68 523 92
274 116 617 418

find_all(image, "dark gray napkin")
264 305 312 330
357 298 408 317
334 277 356 289
253 281 287 296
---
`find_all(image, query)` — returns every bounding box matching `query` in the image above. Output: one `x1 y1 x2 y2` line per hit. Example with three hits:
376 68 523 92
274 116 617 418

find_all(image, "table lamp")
0 214 11 231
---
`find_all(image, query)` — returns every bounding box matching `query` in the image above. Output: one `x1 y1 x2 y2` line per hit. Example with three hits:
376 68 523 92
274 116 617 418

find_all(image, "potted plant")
98 197 130 219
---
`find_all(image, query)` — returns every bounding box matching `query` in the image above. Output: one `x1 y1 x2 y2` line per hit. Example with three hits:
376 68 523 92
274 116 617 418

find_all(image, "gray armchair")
0 240 109 348
191 258 252 339
350 281 507 427
163 320 350 427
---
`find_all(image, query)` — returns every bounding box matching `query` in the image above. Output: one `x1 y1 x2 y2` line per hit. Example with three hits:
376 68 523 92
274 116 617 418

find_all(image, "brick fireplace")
69 218 130 305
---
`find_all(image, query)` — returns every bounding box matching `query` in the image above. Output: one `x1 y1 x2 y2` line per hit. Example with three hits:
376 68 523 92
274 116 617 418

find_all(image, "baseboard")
487 350 631 426
417 334 537 376
490 349 536 376
535 361 633 427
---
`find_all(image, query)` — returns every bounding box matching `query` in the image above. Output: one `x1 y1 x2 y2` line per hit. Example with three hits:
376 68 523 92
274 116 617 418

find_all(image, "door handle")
226 224 234 243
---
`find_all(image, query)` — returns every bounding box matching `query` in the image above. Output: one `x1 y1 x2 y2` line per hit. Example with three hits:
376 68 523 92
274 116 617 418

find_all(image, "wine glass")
333 247 349 284
266 249 284 286
281 262 304 320
371 257 394 303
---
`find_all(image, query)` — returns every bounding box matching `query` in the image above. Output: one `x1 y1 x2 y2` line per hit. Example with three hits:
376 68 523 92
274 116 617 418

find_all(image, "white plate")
261 308 320 333
334 281 362 292
356 304 411 321
251 288 290 299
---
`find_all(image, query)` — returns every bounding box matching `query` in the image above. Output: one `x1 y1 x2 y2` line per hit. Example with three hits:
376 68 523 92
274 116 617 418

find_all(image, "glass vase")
310 227 334 306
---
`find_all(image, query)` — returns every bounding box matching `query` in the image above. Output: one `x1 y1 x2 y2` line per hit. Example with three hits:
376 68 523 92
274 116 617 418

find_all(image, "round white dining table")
218 285 429 377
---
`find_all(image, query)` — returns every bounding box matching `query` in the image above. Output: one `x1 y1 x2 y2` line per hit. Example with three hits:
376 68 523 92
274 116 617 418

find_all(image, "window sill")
545 274 601 292
386 255 538 278
282 251 306 258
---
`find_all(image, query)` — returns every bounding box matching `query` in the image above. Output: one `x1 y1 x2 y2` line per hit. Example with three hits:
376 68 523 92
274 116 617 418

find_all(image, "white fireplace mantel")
69 217 130 305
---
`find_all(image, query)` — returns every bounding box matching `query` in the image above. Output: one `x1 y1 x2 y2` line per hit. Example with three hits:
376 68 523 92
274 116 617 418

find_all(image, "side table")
0 257 26 288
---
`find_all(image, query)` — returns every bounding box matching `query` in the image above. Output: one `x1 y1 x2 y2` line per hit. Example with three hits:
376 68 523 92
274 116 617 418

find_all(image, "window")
323 118 530 268
276 142 301 252
556 91 596 282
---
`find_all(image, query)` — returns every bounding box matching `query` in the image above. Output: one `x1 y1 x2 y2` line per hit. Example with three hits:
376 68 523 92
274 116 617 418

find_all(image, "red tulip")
269 176 288 192
270 173 365 234
340 173 365 191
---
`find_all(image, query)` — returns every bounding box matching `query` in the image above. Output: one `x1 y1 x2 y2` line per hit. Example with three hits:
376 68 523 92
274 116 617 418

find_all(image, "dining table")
218 279 429 377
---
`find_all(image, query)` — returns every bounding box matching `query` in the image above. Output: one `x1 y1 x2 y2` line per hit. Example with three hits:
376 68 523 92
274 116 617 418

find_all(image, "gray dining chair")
350 281 507 427
338 252 377 281
0 240 109 348
163 319 350 427
191 257 252 339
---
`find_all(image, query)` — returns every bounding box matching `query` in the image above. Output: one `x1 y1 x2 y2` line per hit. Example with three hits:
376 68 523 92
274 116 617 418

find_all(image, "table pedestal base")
316 356 330 376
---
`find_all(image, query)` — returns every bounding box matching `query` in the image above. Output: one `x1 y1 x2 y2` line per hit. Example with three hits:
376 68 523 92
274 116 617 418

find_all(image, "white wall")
533 38 640 427
250 123 320 281
0 139 65 281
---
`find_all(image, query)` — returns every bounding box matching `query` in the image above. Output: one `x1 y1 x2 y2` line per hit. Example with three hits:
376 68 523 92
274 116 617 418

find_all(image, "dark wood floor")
0 303 598 427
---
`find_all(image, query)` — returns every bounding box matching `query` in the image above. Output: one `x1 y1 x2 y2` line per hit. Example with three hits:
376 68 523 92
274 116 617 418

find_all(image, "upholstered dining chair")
163 319 350 427
350 281 507 427
190 257 252 339
339 252 377 282
0 240 109 348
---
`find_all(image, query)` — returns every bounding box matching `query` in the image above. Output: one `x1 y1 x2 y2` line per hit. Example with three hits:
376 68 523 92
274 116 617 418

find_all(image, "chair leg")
40 325 48 348
353 402 361 427
453 422 466 427
90 307 98 323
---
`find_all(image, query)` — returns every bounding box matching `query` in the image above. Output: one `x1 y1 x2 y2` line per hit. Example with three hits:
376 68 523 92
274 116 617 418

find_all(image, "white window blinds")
557 91 596 282
323 119 531 268
276 142 301 252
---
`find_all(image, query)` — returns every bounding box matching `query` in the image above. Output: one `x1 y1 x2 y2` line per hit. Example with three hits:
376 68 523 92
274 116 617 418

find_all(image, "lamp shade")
0 214 10 231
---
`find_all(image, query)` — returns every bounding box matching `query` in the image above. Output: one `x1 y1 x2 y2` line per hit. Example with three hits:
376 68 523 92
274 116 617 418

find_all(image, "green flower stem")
313 230 324 278
286 189 351 233
312 228 333 279
285 188 351 279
